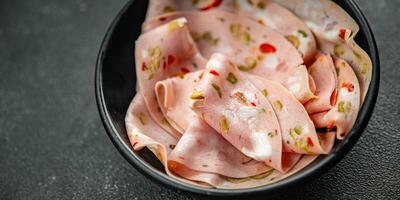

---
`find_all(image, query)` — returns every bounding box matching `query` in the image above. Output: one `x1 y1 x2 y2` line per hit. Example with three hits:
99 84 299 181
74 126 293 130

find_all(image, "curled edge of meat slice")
305 54 338 114
135 17 206 138
126 93 316 188
125 94 225 187
144 0 318 63
311 58 361 139
249 75 335 155
275 0 371 102
190 53 301 173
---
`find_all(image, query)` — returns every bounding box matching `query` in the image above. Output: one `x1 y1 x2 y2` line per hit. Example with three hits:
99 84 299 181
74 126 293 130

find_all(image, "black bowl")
95 0 379 197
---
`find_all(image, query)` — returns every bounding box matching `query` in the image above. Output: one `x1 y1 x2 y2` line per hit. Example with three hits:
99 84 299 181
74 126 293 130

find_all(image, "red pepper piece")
199 0 223 11
250 102 256 107
259 43 276 53
159 17 167 21
339 29 346 40
167 55 175 65
307 137 314 147
162 60 167 70
342 82 354 92
181 67 190 73
209 69 220 76
327 124 335 130
141 62 147 71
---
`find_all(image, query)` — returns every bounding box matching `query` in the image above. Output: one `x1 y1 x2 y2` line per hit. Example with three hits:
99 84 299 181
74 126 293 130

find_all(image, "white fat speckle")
287 76 301 94
241 132 272 161
237 0 254 11
302 124 310 135
323 29 340 40
340 87 352 99
307 22 338 41
207 59 223 69
141 49 148 58
238 106 258 121
243 91 256 102
173 18 188 27
261 55 279 70
288 83 301 94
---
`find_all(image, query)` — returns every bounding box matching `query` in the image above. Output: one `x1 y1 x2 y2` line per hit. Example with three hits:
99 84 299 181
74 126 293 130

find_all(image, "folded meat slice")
275 0 372 102
191 53 300 173
271 65 316 104
135 18 206 138
155 71 204 134
169 117 272 178
125 94 225 187
145 0 317 63
274 0 358 42
221 0 317 63
249 75 335 154
143 10 302 69
156 71 283 181
144 10 315 103
305 54 338 114
218 154 318 189
311 59 361 139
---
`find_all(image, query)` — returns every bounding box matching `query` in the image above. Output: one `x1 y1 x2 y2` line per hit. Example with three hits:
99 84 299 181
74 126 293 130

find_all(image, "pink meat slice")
191 53 300 173
249 75 335 154
305 54 338 114
270 65 316 104
311 58 361 139
275 0 358 42
143 10 302 69
145 0 317 63
135 18 206 138
169 117 272 178
275 0 372 102
155 71 204 134
218 154 319 189
143 10 315 103
125 94 225 187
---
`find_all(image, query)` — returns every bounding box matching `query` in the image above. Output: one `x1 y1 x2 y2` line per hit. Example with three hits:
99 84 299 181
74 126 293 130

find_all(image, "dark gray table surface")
0 0 399 199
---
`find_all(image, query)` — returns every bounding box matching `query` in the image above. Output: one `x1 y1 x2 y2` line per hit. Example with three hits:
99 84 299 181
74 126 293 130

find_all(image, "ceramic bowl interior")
95 0 379 196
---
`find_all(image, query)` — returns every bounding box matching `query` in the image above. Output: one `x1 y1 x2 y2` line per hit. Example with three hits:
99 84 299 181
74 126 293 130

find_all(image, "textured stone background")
0 0 399 199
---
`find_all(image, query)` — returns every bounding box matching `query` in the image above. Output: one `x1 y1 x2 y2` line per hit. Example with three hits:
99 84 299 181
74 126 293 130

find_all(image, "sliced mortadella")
126 94 179 153
311 59 361 139
145 0 176 20
250 75 335 154
191 53 298 173
305 54 338 114
145 0 317 63
143 10 303 70
169 117 272 178
135 18 206 137
155 71 204 133
275 0 357 41
221 1 317 63
125 94 224 187
218 155 318 189
271 65 316 104
319 38 371 103
143 10 314 102
275 0 371 101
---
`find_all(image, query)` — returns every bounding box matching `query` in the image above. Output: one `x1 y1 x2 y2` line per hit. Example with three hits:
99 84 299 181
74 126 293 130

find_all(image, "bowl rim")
95 0 380 196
